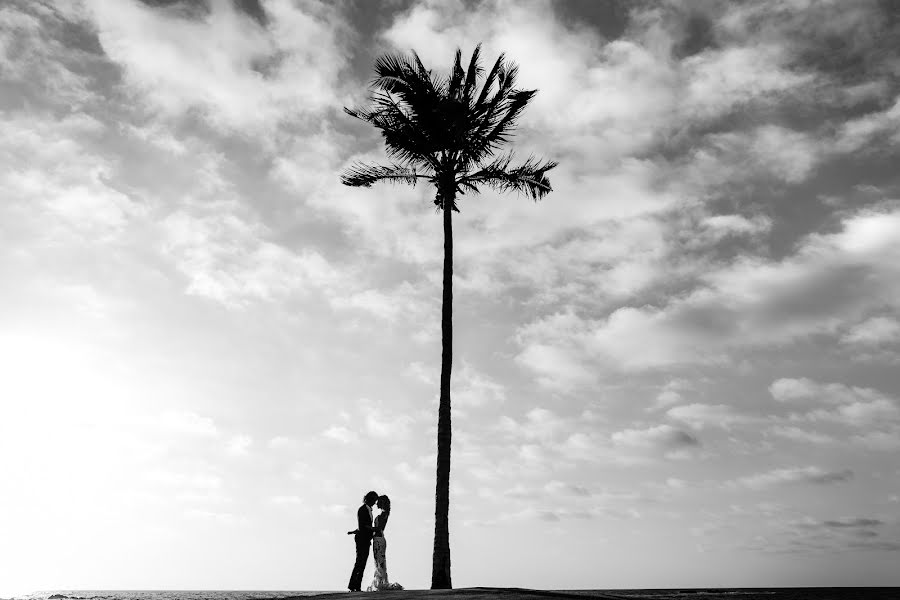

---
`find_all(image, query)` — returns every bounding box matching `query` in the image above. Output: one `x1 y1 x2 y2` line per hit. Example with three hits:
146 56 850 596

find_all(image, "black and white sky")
2 0 900 594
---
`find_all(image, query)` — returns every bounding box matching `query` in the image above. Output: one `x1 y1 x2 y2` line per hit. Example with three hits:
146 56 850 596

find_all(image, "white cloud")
322 426 358 444
269 495 304 506
685 126 821 188
267 436 295 450
357 398 415 440
835 97 900 153
654 389 683 409
226 434 253 456
403 361 436 386
157 410 219 437
807 398 900 428
0 112 145 245
496 407 568 443
770 378 889 407
321 504 348 516
767 378 900 429
515 341 595 392
395 461 429 485
84 0 349 132
161 206 339 308
452 362 506 408
702 214 772 237
516 205 900 373
842 316 900 347
145 468 223 491
185 508 243 524
770 378 819 402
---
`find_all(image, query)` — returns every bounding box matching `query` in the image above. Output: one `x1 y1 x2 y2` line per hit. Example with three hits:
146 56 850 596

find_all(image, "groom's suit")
348 504 374 591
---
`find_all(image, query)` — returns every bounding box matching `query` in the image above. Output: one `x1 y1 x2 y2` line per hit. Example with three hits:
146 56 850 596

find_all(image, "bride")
367 495 403 591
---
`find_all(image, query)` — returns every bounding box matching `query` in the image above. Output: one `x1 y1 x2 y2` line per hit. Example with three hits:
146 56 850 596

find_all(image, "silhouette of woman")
367 495 403 591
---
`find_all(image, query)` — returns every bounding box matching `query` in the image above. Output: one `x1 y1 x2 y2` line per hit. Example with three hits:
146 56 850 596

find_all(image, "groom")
347 490 379 592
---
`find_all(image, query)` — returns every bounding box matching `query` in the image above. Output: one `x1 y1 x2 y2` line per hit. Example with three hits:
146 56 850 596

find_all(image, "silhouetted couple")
347 491 403 592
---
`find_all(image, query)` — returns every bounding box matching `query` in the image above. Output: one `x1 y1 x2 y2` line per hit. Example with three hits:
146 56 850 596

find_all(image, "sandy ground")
287 588 900 600
292 589 637 600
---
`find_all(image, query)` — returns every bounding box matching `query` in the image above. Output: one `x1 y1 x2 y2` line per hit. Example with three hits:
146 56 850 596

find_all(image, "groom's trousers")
348 534 371 590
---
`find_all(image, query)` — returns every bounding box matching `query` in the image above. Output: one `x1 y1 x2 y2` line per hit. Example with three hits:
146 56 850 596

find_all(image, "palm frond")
340 162 431 188
461 44 483 105
475 53 504 107
447 48 465 101
458 154 558 200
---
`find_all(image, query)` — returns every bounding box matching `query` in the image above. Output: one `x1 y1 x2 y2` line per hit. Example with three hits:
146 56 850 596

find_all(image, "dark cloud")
136 0 267 25
808 469 854 485
849 540 900 551
548 0 626 39
822 517 884 529
538 510 561 522
672 12 716 59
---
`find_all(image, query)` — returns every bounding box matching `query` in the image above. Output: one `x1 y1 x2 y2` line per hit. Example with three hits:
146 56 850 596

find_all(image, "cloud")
357 398 415 439
649 378 694 411
321 503 348 517
666 403 755 430
145 468 223 490
806 398 900 428
395 461 429 485
0 1 99 107
683 126 821 188
267 436 296 450
157 410 218 437
83 0 349 132
514 340 595 392
821 518 883 529
701 214 772 237
767 426 834 445
184 508 243 524
516 205 900 374
452 362 506 408
0 111 145 246
226 434 253 456
269 495 304 506
330 282 435 330
841 316 900 347
770 378 820 402
160 206 339 308
770 378 891 407
835 97 900 154
403 361 436 386
495 407 569 443
322 426 358 444
850 430 900 452
728 466 854 490
611 424 700 451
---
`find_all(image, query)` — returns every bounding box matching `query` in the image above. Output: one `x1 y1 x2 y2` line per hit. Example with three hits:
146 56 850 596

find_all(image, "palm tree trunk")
431 186 453 590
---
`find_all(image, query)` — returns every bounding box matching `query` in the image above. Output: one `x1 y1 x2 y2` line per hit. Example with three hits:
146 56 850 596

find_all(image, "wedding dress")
367 513 403 591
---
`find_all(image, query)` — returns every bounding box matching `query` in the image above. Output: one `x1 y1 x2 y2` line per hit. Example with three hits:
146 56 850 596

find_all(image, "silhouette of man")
347 490 379 591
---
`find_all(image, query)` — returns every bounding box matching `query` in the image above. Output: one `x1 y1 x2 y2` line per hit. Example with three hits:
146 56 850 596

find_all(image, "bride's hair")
377 495 391 513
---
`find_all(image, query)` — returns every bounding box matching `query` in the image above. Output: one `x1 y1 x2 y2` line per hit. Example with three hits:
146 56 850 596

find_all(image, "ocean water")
8 589 900 600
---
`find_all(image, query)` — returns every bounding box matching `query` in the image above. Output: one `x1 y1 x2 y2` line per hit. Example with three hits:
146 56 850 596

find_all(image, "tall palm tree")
340 45 556 589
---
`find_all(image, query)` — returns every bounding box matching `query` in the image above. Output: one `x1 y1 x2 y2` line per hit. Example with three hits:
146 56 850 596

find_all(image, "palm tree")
340 45 556 589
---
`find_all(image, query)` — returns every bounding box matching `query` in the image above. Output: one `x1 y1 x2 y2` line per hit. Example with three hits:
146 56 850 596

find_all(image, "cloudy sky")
2 0 900 595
